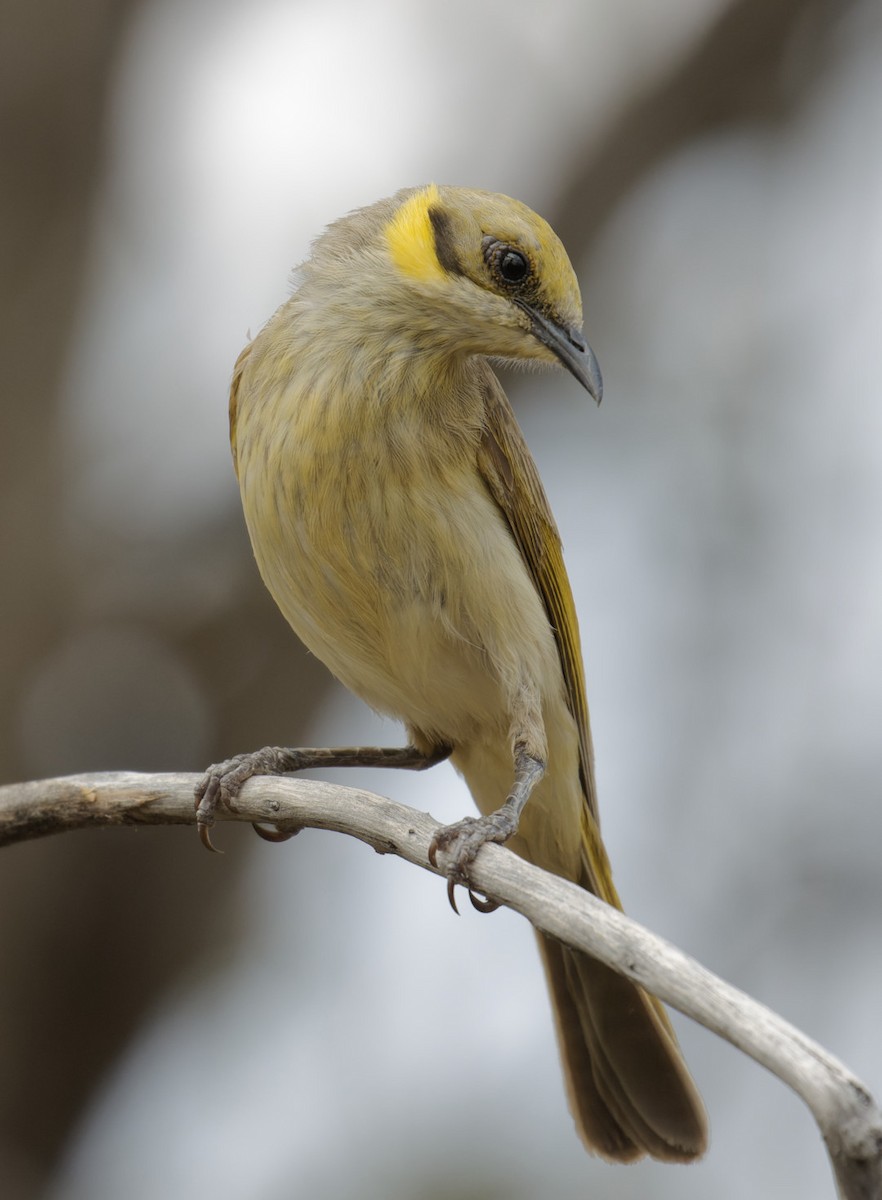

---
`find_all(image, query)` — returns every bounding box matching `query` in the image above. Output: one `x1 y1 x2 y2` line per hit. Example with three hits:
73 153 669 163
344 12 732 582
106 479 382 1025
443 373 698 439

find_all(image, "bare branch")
0 771 879 1197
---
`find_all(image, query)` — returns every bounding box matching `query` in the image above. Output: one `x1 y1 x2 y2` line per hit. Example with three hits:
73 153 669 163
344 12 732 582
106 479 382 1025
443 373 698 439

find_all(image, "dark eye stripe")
428 206 463 276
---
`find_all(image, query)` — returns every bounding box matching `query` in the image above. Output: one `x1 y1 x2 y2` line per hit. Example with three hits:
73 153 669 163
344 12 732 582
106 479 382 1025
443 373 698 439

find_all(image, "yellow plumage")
385 183 448 282
209 184 707 1161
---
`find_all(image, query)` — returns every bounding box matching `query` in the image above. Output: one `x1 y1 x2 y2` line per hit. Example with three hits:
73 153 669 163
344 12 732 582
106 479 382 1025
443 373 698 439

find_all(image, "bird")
195 184 707 1162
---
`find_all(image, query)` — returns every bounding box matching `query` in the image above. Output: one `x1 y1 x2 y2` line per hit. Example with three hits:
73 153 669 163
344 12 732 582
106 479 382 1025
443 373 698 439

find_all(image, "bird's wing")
477 369 621 905
477 369 596 810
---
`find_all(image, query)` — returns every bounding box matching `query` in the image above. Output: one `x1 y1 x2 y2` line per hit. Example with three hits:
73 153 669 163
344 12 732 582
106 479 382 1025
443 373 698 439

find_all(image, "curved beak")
517 301 603 405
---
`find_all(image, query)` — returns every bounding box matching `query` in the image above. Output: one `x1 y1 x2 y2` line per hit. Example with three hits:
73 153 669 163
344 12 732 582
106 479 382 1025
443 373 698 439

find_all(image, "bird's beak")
517 302 603 405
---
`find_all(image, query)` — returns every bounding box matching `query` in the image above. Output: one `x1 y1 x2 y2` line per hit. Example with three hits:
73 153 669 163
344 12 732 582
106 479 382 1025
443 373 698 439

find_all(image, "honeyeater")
196 184 707 1162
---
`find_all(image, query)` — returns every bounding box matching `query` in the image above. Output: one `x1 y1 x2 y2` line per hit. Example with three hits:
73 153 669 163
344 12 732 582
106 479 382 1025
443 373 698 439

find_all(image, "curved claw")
468 890 499 914
252 822 299 843
446 877 460 916
198 821 222 854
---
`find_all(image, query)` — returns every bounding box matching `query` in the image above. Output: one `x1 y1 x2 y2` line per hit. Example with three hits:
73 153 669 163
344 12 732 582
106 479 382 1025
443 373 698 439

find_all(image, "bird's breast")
234 347 561 748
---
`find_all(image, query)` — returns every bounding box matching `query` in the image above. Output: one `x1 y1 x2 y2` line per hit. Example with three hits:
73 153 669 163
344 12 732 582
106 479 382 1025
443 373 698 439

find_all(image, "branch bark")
1 771 879 1198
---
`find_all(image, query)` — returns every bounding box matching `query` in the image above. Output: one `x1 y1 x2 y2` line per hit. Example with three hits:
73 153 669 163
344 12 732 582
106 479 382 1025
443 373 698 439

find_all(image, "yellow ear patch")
385 184 447 283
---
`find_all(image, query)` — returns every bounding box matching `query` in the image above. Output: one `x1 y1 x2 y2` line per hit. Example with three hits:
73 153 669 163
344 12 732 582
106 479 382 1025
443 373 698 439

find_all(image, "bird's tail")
537 914 707 1161
455 734 707 1160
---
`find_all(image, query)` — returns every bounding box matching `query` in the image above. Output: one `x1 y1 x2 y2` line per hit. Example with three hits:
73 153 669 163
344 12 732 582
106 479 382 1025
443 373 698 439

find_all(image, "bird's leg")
195 743 451 851
428 741 545 914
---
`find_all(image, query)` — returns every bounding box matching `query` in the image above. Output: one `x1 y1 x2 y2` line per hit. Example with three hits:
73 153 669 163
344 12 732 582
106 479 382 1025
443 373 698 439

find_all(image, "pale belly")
243 450 557 748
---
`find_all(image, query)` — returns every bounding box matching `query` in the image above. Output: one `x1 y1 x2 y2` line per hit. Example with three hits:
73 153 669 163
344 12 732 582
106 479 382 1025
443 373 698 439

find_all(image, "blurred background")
1 0 880 1196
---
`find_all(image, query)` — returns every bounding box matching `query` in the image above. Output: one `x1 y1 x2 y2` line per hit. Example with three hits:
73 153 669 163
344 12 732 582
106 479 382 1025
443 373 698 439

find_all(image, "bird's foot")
194 743 450 852
194 746 307 852
428 805 520 914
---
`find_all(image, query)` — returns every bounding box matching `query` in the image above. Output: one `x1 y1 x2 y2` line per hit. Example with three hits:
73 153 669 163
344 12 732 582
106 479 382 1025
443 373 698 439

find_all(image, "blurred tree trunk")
0 4 190 1194
553 0 845 257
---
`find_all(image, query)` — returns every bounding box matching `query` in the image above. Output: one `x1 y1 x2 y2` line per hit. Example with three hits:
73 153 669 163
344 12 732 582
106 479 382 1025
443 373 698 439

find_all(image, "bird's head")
304 185 601 403
379 184 602 403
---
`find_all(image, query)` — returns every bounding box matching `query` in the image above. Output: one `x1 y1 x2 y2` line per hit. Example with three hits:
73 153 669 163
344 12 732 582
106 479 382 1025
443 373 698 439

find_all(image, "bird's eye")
483 238 532 288
498 249 528 283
